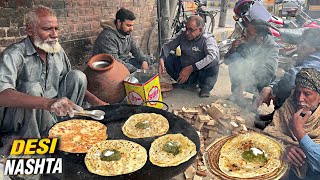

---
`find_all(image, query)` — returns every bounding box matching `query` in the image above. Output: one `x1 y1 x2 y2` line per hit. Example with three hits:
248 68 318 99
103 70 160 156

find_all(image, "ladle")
73 110 105 120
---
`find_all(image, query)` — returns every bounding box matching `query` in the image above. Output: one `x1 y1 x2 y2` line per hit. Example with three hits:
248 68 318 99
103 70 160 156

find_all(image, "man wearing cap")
254 28 320 127
224 19 279 102
264 68 320 179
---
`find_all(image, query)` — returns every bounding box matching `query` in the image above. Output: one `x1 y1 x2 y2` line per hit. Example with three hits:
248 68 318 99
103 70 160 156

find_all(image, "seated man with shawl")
264 68 320 179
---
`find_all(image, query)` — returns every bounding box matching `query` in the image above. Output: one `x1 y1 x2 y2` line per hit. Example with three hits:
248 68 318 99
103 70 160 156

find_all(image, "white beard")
33 35 62 53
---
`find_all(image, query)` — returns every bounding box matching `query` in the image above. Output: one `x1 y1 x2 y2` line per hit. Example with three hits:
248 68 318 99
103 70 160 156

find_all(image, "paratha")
218 132 284 178
85 140 147 176
149 134 197 167
122 113 169 138
48 119 107 153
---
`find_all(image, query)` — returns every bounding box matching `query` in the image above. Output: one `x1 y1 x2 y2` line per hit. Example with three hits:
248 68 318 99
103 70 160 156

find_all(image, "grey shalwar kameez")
0 37 87 138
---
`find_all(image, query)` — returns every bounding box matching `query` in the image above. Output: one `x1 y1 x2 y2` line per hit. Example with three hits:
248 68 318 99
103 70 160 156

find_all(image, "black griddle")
48 104 200 180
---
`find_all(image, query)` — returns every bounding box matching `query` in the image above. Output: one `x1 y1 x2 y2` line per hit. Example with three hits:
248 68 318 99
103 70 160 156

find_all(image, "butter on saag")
163 141 181 155
101 149 121 161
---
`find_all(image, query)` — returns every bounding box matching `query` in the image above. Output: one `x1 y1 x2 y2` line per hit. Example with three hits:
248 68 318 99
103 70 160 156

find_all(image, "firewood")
241 124 248 131
208 130 218 138
193 121 204 131
201 106 208 112
183 113 194 119
230 121 239 128
207 119 217 126
197 114 210 123
207 104 225 119
203 125 218 131
196 170 207 177
173 110 179 115
184 165 197 179
198 165 207 171
235 116 245 123
182 107 199 113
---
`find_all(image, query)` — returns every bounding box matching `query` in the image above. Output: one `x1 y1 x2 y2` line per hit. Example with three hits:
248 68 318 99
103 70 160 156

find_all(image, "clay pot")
84 53 130 104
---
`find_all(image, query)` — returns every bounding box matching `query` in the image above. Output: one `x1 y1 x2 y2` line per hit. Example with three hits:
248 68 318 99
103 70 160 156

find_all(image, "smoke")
227 38 278 95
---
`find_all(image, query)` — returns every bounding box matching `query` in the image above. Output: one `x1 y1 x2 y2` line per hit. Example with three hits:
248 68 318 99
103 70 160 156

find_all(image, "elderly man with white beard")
0 6 106 148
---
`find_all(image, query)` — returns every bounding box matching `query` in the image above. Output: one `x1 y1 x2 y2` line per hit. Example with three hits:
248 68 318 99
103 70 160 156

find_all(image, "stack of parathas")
49 119 107 153
149 134 197 167
205 132 288 179
122 113 169 138
85 140 147 176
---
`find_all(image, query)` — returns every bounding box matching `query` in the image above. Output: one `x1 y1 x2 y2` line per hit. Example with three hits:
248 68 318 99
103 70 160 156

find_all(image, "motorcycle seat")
279 28 308 44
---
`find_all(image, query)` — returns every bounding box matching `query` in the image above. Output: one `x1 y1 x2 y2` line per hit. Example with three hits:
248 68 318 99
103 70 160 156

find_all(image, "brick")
10 13 26 27
133 0 143 7
93 7 102 15
26 0 33 8
67 9 78 17
52 1 65 9
0 37 15 46
19 27 25 36
7 27 19 37
106 0 120 7
6 0 16 8
85 7 94 16
0 0 5 7
0 8 16 18
55 9 67 17
0 18 10 27
90 1 105 7
77 8 86 16
0 28 6 37
16 0 27 7
82 23 91 31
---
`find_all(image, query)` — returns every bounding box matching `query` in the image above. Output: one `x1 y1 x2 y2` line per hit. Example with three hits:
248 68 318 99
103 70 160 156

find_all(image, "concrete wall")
0 0 157 67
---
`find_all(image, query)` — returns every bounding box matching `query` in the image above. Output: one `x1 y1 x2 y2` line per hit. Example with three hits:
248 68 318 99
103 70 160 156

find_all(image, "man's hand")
252 86 273 110
230 38 244 51
141 61 149 70
284 145 306 167
50 97 83 117
158 58 166 75
289 109 311 140
177 65 193 84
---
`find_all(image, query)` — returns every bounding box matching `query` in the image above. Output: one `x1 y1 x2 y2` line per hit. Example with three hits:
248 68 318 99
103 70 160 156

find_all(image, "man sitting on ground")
158 15 220 98
224 19 279 102
93 8 150 73
264 68 320 179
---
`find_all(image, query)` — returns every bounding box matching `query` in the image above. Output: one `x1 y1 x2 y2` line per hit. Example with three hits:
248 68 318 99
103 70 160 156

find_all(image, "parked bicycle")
171 0 220 37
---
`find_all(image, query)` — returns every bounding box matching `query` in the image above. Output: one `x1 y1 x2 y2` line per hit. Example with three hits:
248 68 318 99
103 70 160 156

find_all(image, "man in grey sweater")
224 19 279 101
158 16 220 98
93 8 149 73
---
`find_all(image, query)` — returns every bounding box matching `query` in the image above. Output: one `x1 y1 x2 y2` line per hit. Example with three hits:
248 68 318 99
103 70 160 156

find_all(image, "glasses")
185 27 198 33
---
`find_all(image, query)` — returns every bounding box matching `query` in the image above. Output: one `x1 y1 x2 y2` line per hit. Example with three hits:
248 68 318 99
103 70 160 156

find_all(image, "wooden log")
235 116 245 123
194 174 204 180
182 107 199 114
193 121 204 131
197 114 211 123
207 104 225 119
207 119 217 126
196 170 207 177
230 121 239 128
184 165 197 179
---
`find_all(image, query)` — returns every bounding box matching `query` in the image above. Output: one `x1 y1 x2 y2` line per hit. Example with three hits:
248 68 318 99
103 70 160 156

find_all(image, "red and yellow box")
124 70 163 109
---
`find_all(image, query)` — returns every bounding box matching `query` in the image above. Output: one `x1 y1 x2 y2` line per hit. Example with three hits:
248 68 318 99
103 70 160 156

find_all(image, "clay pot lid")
88 53 115 71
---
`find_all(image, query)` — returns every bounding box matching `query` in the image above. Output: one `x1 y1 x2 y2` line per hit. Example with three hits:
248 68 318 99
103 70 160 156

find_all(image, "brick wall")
0 0 157 67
